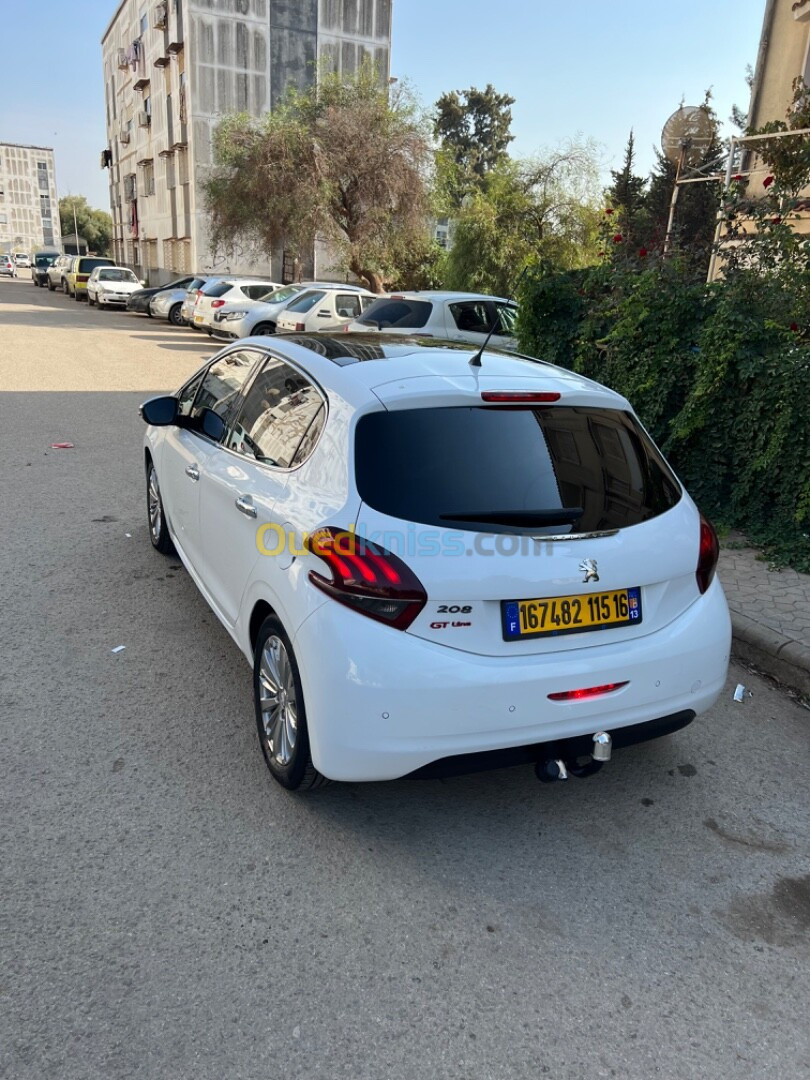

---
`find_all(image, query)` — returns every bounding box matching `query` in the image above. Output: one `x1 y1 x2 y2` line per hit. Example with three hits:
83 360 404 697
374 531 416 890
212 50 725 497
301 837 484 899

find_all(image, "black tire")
75 290 83 302
146 306 154 318
88 293 94 307
168 303 183 326
146 461 175 555
62 279 69 295
253 322 276 336
47 278 55 291
253 616 328 792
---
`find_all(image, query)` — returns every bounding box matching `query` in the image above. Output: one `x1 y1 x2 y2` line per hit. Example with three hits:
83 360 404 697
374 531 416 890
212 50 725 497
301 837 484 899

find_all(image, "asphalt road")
1 275 809 1080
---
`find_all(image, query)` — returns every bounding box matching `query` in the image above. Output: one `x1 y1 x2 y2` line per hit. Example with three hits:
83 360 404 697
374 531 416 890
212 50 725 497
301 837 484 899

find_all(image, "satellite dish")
661 105 716 168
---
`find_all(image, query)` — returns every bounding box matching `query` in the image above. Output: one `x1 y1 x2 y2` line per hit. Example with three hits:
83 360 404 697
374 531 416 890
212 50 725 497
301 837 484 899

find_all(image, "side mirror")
200 407 226 442
139 395 178 426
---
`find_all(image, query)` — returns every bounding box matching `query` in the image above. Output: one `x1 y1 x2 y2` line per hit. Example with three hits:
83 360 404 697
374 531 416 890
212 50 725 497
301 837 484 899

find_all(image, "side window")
359 295 376 312
335 293 361 318
449 301 491 335
227 358 326 468
190 350 258 431
244 284 273 300
493 303 517 336
176 367 207 417
291 403 326 466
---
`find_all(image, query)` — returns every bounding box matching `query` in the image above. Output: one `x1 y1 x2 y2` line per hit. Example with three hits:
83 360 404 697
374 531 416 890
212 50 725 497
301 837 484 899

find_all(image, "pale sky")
0 0 765 211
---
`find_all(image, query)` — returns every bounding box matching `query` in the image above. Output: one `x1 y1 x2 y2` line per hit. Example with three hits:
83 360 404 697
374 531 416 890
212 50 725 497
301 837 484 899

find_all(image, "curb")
730 609 810 698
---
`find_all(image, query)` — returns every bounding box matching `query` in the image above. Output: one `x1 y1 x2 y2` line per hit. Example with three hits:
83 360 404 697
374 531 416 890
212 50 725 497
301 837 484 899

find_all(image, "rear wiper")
439 508 584 526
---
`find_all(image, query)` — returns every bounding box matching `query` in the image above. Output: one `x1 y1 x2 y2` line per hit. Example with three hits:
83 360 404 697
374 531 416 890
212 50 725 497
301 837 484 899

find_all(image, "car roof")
365 291 514 304
237 333 626 410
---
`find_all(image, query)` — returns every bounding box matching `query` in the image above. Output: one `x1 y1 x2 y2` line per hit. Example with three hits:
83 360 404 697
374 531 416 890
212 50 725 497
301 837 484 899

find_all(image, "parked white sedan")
275 285 376 333
346 290 518 348
87 266 144 307
140 334 730 792
191 278 282 333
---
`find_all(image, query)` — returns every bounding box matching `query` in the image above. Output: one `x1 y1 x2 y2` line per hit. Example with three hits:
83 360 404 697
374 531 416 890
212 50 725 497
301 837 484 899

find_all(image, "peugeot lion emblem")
579 559 599 583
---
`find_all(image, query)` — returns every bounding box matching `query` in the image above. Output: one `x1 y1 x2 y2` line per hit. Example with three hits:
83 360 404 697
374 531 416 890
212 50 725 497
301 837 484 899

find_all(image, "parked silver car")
151 276 210 325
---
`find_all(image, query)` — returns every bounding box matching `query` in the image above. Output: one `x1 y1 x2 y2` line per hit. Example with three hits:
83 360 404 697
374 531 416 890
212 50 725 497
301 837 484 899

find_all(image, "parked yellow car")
64 256 117 300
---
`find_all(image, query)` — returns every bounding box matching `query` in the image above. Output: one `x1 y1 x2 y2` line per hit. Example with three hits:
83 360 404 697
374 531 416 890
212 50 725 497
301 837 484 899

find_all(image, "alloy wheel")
258 636 298 767
148 467 162 543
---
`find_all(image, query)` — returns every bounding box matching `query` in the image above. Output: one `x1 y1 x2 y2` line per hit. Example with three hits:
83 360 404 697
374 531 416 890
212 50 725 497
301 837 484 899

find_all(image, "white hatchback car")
192 278 282 333
140 335 730 791
275 285 376 333
87 266 143 307
346 291 518 348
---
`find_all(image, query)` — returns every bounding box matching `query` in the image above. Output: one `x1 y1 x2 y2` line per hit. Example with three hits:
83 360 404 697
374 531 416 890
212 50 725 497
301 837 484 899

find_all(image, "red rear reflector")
305 527 426 630
548 682 628 702
211 300 226 308
696 515 719 594
295 322 305 331
481 391 561 403
77 275 89 283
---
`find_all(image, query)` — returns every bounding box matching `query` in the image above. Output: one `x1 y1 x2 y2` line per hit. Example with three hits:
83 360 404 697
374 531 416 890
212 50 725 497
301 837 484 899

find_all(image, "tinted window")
186 277 206 292
357 298 432 328
449 301 491 335
335 293 362 318
202 281 233 298
242 284 275 300
355 406 681 534
191 351 257 430
227 359 325 467
35 255 56 267
78 258 115 273
285 290 326 314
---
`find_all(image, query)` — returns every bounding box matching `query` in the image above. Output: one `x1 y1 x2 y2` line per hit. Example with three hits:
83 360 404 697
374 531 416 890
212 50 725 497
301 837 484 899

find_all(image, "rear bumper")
292 579 731 781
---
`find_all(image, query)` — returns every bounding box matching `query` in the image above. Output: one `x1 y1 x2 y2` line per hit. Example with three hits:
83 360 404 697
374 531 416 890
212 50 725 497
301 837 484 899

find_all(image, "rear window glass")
355 406 681 535
263 285 302 304
202 281 233 298
285 290 326 314
186 278 206 291
78 258 115 273
357 298 432 329
35 254 57 267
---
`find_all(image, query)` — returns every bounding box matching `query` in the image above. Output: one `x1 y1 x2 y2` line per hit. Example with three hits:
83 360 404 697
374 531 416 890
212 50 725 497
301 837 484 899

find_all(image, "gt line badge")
579 559 599 583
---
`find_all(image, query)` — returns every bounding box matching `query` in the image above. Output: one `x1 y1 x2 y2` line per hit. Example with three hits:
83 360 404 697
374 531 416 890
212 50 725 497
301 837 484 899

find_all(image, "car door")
198 353 326 627
159 351 257 575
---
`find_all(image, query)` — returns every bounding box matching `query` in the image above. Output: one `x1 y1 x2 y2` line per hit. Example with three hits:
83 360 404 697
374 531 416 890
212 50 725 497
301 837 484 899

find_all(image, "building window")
141 160 155 196
140 11 148 35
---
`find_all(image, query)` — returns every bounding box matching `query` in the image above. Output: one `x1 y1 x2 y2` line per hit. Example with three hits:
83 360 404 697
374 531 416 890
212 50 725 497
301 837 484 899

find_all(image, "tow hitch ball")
535 731 612 782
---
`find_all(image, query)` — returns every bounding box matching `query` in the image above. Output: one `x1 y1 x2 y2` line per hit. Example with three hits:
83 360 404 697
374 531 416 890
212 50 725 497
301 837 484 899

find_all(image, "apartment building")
101 0 392 286
0 143 61 256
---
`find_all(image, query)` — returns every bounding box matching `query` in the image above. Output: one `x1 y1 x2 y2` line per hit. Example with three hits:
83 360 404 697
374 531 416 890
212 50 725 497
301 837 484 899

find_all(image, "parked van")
31 250 61 287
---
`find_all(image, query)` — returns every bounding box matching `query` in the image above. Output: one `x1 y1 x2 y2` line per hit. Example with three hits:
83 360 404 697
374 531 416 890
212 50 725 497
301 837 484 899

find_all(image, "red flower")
638 248 648 257
733 174 744 181
763 175 775 188
790 322 800 333
605 207 614 215
612 234 623 243
772 216 782 225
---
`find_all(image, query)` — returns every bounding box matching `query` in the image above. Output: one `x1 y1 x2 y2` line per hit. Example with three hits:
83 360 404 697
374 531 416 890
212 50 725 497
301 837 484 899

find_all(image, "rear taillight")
77 274 89 283
697 514 719 594
295 322 306 332
211 299 226 308
194 291 202 305
305 526 427 630
548 682 628 702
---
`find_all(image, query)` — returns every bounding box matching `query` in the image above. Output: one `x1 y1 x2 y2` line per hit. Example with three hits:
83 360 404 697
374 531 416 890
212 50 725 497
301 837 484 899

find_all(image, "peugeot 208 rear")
141 337 730 790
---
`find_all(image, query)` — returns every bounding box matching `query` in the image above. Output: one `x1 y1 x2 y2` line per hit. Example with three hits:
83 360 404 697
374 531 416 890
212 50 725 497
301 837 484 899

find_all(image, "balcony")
133 76 151 92
154 55 170 68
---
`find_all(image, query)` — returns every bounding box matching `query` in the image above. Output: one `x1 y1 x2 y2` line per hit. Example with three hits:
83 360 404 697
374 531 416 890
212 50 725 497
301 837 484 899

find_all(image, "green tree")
434 84 515 205
605 131 649 249
58 196 112 256
443 141 602 296
203 64 433 293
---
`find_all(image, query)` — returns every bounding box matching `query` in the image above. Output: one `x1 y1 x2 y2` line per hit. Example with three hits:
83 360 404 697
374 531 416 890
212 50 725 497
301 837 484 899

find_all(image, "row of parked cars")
129 273 520 348
27 252 520 348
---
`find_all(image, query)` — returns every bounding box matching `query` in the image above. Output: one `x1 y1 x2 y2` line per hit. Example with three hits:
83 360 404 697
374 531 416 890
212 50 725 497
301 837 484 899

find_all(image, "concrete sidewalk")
719 537 810 698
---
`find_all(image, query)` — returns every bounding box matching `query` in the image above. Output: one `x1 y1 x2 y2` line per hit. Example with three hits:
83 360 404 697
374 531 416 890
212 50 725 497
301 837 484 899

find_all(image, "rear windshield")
357 298 432 329
35 254 57 267
78 258 115 273
202 281 234 298
187 278 206 291
285 290 326 314
355 406 681 534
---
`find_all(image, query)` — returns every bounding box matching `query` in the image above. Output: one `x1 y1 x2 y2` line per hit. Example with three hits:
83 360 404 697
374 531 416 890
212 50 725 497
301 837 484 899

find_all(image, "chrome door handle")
235 495 257 518
185 464 199 481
